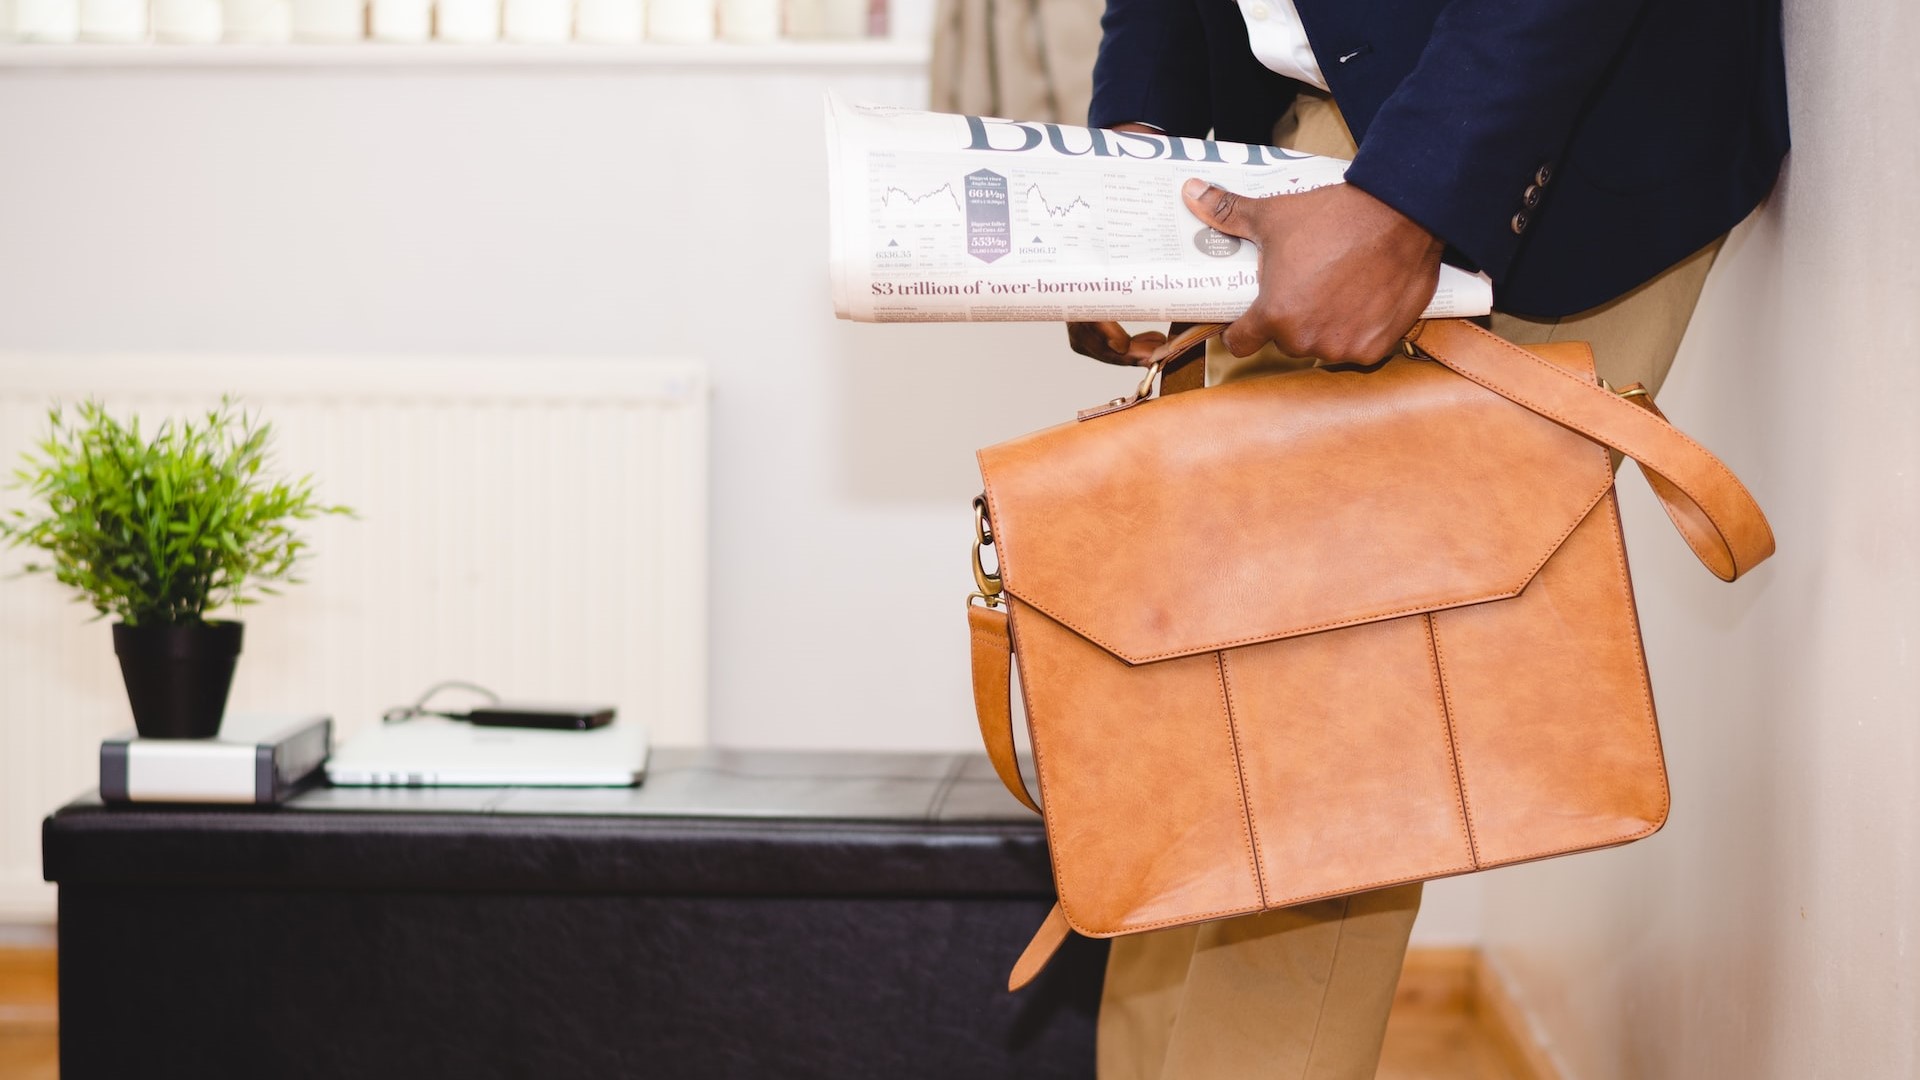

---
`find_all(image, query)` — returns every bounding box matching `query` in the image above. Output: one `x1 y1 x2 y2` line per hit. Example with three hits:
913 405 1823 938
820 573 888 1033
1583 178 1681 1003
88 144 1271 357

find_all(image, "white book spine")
126 742 259 804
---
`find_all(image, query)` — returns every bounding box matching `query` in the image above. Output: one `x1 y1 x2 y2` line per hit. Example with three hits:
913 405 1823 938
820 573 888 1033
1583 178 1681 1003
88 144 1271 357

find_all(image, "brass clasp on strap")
969 495 1003 609
1075 323 1227 422
1601 378 1653 400
1076 355 1168 422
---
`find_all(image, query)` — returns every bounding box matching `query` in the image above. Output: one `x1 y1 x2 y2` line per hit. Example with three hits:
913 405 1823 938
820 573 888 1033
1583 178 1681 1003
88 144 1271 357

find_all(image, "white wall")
1480 2 1920 1075
0 49 1483 941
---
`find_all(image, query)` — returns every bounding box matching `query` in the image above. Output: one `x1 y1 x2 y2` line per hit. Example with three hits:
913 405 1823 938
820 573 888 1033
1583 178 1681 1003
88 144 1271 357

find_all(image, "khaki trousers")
1098 91 1722 1080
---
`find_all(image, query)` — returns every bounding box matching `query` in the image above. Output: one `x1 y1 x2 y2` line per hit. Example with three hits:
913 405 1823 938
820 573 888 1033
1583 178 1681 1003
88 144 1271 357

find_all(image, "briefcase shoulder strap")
1406 319 1775 582
969 603 1068 990
968 603 1037 814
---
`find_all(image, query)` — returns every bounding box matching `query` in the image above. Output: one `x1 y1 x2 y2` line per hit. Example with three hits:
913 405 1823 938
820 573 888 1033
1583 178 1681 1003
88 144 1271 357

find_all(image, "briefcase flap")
975 344 1617 665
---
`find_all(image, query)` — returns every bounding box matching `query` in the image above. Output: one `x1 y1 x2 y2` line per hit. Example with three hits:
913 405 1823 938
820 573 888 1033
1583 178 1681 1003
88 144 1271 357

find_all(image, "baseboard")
0 946 57 1032
1394 947 1562 1080
1469 952 1564 1080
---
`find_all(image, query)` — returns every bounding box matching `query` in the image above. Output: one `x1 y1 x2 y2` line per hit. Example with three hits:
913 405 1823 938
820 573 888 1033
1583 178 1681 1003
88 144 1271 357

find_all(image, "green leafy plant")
0 399 351 626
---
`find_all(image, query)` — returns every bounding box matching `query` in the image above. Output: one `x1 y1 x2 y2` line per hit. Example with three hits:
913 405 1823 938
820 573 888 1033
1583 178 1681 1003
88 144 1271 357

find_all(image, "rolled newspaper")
826 93 1494 324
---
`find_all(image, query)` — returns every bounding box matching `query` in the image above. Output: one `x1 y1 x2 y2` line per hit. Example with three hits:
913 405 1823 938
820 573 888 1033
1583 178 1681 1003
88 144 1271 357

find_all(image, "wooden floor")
1379 947 1538 1080
0 945 1542 1079
1381 1010 1531 1079
0 944 57 1080
0 1029 58 1080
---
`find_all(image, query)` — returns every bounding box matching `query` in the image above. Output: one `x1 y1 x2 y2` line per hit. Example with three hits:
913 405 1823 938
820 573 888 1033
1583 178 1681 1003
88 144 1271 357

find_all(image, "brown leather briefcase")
967 318 1774 990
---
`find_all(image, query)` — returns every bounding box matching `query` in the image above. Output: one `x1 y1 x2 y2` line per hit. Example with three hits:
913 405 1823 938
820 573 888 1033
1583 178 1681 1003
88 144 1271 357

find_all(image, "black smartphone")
465 704 616 731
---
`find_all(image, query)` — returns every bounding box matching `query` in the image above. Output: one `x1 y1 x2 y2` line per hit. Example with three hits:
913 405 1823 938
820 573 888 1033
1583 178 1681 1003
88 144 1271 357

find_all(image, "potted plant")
0 399 349 739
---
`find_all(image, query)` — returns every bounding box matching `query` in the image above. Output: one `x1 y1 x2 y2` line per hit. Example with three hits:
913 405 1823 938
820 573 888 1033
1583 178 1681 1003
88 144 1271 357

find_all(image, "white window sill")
0 39 929 69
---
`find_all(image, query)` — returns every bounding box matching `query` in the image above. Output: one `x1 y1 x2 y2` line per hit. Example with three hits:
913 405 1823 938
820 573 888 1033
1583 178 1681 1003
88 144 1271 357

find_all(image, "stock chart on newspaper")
828 95 1493 323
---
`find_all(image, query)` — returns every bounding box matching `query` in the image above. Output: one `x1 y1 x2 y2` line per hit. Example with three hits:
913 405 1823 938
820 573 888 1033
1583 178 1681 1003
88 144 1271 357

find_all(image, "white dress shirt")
1238 0 1328 91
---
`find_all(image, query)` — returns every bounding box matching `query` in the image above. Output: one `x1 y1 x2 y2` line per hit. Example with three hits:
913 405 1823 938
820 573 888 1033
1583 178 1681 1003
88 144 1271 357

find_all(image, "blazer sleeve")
1087 0 1212 135
1341 0 1652 284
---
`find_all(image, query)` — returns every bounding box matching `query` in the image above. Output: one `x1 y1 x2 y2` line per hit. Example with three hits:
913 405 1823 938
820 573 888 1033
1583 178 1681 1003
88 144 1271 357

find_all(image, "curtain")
929 0 1105 125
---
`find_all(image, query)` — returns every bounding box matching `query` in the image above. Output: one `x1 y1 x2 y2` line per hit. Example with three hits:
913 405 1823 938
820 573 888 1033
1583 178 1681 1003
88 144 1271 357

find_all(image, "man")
1068 2 1788 1077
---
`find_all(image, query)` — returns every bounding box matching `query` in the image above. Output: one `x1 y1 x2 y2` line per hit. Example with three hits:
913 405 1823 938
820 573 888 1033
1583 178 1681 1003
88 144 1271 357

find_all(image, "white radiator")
0 355 708 920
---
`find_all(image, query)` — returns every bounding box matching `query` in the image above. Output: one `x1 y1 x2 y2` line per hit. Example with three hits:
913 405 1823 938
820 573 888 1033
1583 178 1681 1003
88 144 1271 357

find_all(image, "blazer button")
1510 211 1530 235
1535 163 1553 188
1522 184 1542 209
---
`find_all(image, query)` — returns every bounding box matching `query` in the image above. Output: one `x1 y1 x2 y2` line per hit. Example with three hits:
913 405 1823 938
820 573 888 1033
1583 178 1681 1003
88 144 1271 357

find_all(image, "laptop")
325 717 649 787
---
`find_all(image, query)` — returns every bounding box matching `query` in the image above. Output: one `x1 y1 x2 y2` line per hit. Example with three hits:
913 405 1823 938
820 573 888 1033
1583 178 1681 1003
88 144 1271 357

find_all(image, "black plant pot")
111 621 244 740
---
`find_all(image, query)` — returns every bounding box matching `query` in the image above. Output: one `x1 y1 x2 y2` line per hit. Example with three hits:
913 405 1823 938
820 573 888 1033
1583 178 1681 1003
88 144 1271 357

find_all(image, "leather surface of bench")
44 748 1101 1079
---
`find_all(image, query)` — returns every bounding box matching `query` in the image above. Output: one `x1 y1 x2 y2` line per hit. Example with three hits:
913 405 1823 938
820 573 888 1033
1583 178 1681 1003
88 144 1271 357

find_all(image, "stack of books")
100 713 331 805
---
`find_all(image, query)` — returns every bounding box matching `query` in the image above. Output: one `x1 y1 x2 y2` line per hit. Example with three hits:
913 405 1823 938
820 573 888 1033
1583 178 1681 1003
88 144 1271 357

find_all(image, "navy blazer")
1089 0 1789 317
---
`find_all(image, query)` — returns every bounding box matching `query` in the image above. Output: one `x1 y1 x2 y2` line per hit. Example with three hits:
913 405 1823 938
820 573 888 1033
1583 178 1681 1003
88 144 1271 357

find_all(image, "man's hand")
1066 321 1168 366
1181 177 1444 364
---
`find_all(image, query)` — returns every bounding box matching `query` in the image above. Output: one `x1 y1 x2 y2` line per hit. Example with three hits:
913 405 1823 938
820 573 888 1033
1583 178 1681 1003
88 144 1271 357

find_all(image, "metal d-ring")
1134 355 1168 402
970 496 1003 608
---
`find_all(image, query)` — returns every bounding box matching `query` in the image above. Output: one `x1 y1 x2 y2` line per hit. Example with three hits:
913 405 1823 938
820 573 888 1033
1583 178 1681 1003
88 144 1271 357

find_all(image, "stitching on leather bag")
1462 323 1758 494
1646 483 1737 575
1266 863 1473 909
1461 494 1671 868
981 361 1622 663
1005 569 1582 666
1480 821 1666 868
1481 487 1671 866
999 601 1084 931
1594 490 1672 825
991 489 1619 665
1424 614 1481 868
1092 903 1267 938
1007 602 1271 939
1216 652 1267 908
1006 591 1274 937
1444 324 1774 567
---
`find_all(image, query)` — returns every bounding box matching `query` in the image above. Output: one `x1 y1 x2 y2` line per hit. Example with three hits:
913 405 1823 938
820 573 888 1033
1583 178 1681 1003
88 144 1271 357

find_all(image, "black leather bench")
42 748 1104 1079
